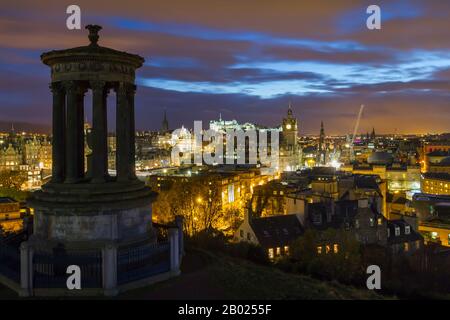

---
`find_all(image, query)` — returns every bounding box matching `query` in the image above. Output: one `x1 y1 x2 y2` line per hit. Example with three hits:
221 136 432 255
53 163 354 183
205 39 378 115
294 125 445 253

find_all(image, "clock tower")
279 103 301 171
281 103 298 150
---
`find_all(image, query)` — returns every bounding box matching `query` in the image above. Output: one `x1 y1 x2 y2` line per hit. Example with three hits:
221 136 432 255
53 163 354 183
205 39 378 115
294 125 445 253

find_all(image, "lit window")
228 184 235 203
268 248 274 259
326 245 331 254
395 227 400 236
369 218 375 227
431 232 438 240
276 247 281 256
355 219 360 229
317 246 322 254
378 218 383 225
404 242 409 252
284 246 289 255
333 244 339 254
405 226 411 235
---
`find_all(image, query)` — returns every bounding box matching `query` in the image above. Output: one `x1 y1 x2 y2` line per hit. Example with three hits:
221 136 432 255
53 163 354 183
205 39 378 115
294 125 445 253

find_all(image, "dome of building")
367 151 394 165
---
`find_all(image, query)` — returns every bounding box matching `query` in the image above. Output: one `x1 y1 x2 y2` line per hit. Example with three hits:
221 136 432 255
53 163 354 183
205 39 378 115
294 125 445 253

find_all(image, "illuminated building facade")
148 164 273 235
0 197 22 233
421 172 450 195
341 164 421 193
0 144 21 171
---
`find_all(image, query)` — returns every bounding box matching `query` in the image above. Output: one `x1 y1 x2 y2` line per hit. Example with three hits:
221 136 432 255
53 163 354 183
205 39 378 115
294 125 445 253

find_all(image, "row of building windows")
387 225 410 237
268 246 289 259
317 244 339 255
355 217 383 228
402 240 420 252
429 232 450 245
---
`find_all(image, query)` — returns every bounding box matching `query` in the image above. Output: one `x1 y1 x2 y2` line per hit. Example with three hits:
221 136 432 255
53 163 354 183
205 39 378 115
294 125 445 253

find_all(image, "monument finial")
86 25 102 46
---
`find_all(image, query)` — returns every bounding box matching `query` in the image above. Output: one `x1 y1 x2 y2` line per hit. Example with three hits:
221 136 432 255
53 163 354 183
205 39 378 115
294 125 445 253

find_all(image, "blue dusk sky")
0 0 449 134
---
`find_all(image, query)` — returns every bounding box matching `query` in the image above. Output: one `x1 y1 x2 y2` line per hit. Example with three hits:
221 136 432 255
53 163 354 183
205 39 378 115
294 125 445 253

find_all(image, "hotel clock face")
286 124 292 130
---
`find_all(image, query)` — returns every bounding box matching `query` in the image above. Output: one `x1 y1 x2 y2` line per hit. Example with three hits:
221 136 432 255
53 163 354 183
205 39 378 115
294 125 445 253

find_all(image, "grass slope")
0 248 388 300
120 248 388 300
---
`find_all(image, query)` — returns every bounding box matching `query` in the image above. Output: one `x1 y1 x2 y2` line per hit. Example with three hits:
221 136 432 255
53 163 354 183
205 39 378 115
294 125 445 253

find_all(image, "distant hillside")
0 121 51 134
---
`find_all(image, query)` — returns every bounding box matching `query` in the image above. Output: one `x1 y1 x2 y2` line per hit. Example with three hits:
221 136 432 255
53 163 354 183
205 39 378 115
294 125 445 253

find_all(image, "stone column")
19 241 33 297
102 243 118 296
50 82 65 183
91 81 108 183
127 85 137 180
169 228 180 272
115 82 131 182
64 81 86 183
175 215 185 257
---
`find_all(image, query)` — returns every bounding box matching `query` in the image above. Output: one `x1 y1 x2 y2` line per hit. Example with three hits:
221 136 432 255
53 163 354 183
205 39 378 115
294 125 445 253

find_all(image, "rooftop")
0 197 16 204
387 219 423 245
422 172 450 181
250 214 304 248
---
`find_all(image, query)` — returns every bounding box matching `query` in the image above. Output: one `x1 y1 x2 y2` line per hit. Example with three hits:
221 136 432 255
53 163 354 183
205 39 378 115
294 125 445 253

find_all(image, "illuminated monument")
18 26 181 297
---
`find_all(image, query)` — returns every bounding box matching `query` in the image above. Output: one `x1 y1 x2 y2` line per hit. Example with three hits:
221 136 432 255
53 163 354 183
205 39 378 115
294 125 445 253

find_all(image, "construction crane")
349 104 365 162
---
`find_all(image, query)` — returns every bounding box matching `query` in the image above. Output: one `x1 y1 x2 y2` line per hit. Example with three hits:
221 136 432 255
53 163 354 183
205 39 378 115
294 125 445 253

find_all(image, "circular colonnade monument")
29 25 156 249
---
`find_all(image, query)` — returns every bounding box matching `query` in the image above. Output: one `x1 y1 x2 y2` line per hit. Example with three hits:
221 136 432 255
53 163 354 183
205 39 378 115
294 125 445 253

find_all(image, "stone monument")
29 25 156 249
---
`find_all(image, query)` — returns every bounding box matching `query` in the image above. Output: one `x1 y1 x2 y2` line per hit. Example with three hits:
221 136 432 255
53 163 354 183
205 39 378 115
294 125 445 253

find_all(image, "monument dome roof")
41 25 144 68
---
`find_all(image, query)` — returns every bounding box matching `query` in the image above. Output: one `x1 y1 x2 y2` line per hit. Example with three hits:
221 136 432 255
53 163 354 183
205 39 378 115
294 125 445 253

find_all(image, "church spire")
287 101 293 117
161 109 169 133
317 121 326 165
320 121 325 144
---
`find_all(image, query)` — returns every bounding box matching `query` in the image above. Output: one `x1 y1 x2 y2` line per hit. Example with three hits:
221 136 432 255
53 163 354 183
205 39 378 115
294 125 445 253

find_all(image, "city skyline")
1 2 450 302
1 1 450 134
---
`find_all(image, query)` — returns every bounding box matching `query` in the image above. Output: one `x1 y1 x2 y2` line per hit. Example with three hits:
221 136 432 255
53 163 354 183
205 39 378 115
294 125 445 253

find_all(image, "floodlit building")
421 172 450 196
0 197 22 233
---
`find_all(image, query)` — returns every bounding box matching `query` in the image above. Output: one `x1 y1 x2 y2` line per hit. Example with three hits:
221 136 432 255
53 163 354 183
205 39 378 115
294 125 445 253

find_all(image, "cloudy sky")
1 0 449 134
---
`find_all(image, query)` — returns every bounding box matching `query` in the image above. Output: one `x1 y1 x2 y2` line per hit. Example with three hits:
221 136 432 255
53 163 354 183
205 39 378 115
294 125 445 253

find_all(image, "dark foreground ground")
0 249 385 300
